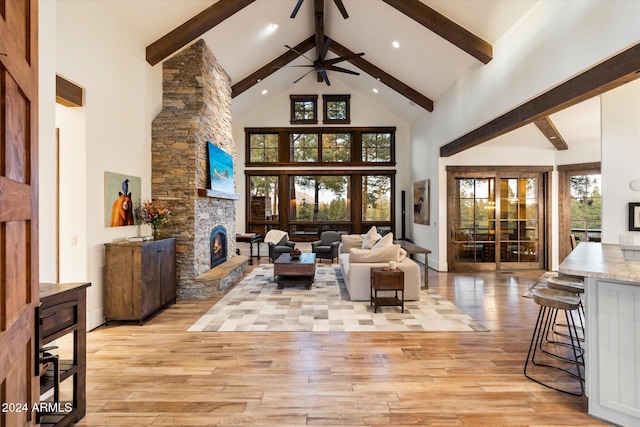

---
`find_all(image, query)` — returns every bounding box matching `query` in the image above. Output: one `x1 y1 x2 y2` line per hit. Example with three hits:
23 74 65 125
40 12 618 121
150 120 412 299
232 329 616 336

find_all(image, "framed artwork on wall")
413 179 430 225
208 142 235 196
629 202 640 231
105 172 141 227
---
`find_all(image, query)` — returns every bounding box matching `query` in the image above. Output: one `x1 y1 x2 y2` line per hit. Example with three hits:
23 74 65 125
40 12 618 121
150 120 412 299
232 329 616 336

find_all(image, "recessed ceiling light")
270 23 279 31
392 41 400 48
261 89 268 95
373 88 379 94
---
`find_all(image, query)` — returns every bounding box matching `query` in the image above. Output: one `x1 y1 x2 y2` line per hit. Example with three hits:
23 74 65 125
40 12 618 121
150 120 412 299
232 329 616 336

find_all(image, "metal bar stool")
524 287 585 396
546 275 585 341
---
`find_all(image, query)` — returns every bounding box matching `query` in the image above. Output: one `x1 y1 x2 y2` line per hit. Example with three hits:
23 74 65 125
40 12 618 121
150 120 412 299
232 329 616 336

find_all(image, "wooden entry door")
0 1 40 426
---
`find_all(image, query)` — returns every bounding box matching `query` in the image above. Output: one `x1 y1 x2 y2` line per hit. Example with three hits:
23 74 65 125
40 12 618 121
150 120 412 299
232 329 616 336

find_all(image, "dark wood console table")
39 282 91 427
236 233 261 265
395 240 431 288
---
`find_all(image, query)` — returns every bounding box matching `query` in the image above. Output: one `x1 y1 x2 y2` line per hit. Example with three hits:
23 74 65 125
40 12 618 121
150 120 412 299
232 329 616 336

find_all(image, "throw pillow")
341 234 364 253
398 247 408 262
361 226 381 249
349 245 401 263
372 232 394 249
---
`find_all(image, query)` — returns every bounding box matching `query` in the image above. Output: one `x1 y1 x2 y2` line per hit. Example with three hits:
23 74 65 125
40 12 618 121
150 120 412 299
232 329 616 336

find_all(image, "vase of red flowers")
135 199 171 239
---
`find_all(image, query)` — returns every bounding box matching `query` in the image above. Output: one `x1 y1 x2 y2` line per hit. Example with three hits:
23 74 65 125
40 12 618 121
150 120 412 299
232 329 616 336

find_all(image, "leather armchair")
268 235 296 262
311 231 345 263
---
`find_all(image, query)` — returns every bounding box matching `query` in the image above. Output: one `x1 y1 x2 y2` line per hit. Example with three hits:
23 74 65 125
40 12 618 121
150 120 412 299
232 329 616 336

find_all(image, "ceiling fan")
286 0 364 86
284 39 364 86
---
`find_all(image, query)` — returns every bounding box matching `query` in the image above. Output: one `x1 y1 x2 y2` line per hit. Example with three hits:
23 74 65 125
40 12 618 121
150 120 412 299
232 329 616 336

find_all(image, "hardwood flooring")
69 262 610 426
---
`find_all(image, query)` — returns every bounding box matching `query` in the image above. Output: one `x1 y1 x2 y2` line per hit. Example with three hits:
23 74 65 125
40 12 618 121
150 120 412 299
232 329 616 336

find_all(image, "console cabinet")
104 238 176 324
38 282 91 427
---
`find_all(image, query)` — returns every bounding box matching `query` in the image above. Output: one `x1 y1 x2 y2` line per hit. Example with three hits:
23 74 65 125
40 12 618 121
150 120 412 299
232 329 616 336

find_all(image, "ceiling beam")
382 0 492 64
534 116 568 150
328 38 434 112
146 0 255 66
315 0 324 82
231 36 316 98
440 42 640 157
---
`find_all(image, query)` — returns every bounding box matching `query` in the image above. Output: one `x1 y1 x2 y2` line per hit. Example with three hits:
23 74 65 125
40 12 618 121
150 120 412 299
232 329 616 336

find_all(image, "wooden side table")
370 267 405 313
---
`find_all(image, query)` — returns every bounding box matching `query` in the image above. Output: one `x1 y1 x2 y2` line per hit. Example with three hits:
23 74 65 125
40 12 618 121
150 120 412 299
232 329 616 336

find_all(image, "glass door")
499 177 542 269
450 177 497 270
448 168 548 271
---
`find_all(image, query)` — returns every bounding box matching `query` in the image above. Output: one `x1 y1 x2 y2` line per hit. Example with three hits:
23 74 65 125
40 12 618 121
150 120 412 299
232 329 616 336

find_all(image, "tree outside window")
322 133 351 162
362 175 391 221
290 133 318 162
249 133 279 162
362 133 391 162
570 174 602 242
290 175 350 221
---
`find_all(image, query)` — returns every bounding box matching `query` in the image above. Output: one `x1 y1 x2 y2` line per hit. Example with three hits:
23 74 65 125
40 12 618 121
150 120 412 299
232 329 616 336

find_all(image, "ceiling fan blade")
319 38 332 62
324 51 364 66
320 70 331 86
325 65 360 76
284 44 314 63
290 0 305 18
293 68 316 84
333 0 349 19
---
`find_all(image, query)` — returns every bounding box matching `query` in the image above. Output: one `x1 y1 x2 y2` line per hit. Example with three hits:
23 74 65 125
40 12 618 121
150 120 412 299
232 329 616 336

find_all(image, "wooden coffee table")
273 253 316 289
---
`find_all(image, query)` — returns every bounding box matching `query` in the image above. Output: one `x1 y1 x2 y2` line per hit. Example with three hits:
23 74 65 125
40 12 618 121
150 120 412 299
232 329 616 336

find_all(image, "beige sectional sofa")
338 231 421 301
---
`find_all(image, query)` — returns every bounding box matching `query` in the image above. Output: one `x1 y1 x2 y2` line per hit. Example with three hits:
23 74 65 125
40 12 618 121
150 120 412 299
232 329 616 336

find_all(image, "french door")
447 167 551 271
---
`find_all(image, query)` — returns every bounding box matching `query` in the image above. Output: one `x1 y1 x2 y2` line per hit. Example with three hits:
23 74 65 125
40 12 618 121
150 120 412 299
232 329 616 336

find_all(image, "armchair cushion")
312 231 343 261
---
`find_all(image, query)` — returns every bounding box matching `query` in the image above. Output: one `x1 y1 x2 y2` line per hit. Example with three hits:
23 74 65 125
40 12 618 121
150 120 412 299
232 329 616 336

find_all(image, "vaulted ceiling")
100 0 619 153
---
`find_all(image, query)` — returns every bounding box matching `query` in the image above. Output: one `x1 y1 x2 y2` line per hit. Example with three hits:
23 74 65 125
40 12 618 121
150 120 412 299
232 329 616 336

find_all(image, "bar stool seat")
524 288 585 396
533 287 581 309
547 276 584 294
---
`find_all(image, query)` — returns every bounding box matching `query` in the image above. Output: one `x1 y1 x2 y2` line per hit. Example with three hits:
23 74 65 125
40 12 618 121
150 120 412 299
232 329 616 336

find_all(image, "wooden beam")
315 0 324 82
440 42 640 157
382 0 492 64
146 0 255 66
231 36 316 98
328 38 434 112
56 74 83 107
534 116 568 150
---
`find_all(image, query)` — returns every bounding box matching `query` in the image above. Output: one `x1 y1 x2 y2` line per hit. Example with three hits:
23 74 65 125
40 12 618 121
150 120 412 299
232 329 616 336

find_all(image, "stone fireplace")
151 39 247 299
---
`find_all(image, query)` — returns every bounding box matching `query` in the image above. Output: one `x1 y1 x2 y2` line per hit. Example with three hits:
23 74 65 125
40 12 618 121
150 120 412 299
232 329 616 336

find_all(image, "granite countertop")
559 242 640 283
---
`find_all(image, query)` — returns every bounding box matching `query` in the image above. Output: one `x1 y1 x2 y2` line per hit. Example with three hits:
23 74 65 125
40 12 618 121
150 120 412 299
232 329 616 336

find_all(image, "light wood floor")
71 262 610 426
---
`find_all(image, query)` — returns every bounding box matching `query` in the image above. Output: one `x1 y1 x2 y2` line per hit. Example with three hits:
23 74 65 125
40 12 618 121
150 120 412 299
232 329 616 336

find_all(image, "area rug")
188 265 488 332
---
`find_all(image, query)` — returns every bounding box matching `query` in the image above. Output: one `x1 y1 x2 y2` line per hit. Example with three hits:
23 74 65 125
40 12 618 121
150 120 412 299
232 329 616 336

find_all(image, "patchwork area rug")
189 265 488 332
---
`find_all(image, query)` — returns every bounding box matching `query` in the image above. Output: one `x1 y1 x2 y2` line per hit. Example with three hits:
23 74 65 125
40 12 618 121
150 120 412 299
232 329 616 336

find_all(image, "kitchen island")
559 242 640 426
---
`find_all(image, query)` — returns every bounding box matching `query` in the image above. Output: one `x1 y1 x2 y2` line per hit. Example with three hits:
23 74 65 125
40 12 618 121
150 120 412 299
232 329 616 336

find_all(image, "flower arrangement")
135 199 171 238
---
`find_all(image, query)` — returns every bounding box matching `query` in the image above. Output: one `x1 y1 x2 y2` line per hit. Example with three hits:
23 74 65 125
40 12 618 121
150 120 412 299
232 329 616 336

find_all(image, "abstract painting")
413 179 430 225
105 172 141 227
208 142 235 195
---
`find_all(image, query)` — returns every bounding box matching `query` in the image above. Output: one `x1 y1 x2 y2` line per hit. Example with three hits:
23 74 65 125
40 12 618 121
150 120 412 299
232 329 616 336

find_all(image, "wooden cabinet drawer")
41 300 78 342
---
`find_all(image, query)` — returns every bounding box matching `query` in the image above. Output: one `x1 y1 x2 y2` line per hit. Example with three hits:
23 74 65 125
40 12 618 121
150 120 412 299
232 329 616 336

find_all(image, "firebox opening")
210 225 227 268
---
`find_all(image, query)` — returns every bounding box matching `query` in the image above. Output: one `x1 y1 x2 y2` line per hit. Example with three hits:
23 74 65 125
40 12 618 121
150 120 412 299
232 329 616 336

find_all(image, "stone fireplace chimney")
151 39 240 299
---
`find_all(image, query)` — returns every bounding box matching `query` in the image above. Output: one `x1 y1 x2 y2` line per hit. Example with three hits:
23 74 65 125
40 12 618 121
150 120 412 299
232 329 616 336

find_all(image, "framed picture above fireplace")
207 142 235 196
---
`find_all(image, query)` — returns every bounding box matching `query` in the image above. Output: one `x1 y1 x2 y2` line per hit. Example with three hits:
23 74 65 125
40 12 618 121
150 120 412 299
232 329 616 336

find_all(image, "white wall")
410 0 640 271
40 0 164 329
39 0 57 282
601 80 640 244
232 77 413 249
